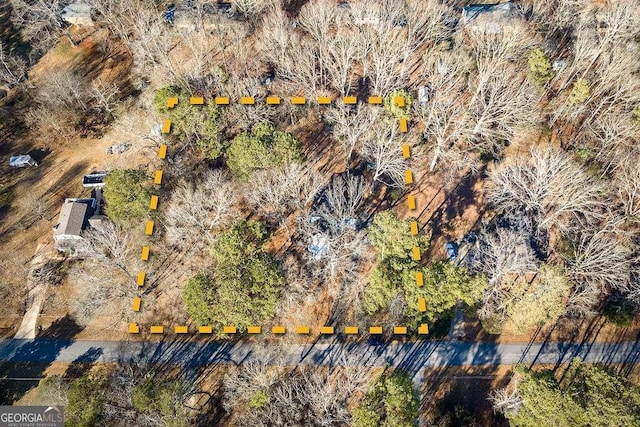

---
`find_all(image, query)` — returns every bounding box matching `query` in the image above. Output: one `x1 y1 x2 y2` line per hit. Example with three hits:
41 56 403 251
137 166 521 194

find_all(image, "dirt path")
13 245 56 339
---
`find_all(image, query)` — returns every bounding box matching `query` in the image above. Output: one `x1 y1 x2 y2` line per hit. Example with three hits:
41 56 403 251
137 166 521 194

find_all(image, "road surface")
1 338 638 371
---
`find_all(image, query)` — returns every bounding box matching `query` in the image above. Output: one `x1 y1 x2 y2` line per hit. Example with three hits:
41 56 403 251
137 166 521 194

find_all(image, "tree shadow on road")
0 315 83 404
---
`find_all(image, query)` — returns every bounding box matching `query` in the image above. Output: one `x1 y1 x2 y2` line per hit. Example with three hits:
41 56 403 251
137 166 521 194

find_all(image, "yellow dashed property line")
145 220 155 236
161 119 171 134
128 324 429 335
166 95 391 106
320 326 334 334
136 272 146 287
407 195 416 210
404 170 413 185
158 144 167 159
399 118 408 133
410 221 419 235
395 99 429 336
369 326 383 334
402 144 410 158
150 326 164 334
153 170 163 185
296 326 310 334
129 93 431 337
149 195 159 210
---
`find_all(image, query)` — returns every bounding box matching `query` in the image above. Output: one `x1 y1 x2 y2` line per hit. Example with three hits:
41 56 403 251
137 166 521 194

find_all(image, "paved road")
1 338 638 371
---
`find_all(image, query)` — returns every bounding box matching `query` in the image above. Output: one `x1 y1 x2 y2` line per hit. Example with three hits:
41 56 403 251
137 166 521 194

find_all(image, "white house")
461 2 518 34
53 198 96 243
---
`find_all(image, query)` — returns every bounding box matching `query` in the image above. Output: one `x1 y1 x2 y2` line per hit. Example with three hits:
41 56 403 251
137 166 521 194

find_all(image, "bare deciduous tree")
164 170 238 249
9 0 70 60
614 156 640 221
361 120 408 192
326 104 380 171
245 163 328 234
490 377 523 416
476 227 539 322
0 42 27 89
565 225 634 316
488 146 607 231
224 352 372 426
64 220 142 325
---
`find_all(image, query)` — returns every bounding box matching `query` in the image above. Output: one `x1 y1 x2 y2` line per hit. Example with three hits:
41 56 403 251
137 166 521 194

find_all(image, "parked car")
445 241 459 260
106 143 130 154
9 155 38 168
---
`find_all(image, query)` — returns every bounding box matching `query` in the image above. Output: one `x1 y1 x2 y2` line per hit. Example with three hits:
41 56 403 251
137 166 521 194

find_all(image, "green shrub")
103 169 151 223
568 78 590 105
249 391 270 409
603 300 635 328
153 86 224 158
66 371 107 427
383 89 412 120
353 370 419 427
528 48 554 85
226 123 303 178
132 374 189 426
182 220 283 331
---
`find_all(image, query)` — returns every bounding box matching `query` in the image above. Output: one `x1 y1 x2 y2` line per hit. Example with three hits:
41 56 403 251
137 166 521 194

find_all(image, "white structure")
308 233 329 259
82 172 108 188
53 198 96 243
9 155 38 168
461 2 518 34
61 3 94 27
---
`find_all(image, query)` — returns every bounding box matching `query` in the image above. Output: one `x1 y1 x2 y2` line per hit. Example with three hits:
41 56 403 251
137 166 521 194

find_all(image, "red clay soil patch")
397 168 488 261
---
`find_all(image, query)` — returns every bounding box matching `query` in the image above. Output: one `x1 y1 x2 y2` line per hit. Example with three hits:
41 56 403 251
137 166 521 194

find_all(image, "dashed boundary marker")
128 94 429 337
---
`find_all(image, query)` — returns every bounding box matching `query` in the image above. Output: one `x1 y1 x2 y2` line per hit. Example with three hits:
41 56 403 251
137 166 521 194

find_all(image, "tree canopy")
352 369 419 427
182 220 284 331
66 371 108 427
132 374 189 427
153 86 224 158
103 169 151 223
226 122 303 178
497 360 640 427
365 211 485 327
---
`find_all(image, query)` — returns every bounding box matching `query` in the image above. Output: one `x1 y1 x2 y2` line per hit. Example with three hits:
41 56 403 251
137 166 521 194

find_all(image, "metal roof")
54 200 89 238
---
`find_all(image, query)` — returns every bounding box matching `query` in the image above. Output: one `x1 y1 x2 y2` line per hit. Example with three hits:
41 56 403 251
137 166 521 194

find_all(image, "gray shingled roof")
54 201 89 238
